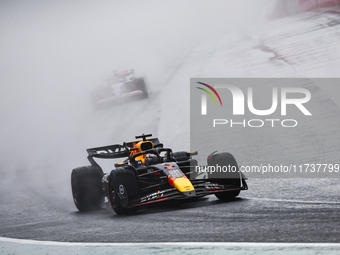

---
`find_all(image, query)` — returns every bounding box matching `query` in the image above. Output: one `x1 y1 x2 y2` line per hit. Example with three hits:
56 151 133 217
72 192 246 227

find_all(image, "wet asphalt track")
1 172 340 242
0 91 339 243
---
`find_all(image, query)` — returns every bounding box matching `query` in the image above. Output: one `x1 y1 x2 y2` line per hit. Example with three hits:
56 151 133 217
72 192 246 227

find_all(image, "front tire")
108 167 140 215
172 151 190 162
207 152 241 200
71 165 103 211
215 190 240 201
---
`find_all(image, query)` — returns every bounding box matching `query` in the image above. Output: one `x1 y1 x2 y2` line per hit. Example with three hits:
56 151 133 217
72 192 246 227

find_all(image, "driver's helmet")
130 141 154 165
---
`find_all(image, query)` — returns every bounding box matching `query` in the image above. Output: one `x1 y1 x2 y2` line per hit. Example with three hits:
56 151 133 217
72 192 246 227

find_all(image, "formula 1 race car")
71 134 248 214
90 69 148 110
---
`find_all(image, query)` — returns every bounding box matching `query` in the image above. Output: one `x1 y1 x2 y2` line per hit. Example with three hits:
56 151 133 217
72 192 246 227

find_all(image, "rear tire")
108 167 140 215
207 152 241 200
71 165 104 211
135 77 148 99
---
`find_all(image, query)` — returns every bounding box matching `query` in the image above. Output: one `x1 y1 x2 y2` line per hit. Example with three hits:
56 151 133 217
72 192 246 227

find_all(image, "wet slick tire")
207 152 241 201
215 190 240 201
135 77 148 99
71 165 103 211
108 167 140 215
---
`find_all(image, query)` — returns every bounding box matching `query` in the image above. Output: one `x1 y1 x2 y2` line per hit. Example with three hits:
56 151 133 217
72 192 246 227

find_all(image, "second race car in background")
91 69 148 110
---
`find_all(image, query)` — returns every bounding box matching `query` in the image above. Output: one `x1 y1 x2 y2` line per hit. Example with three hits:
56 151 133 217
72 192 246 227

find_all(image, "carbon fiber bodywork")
72 134 248 214
129 180 248 208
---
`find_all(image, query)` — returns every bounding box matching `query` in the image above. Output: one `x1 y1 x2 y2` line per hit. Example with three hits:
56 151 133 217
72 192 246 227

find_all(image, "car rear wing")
86 144 131 166
86 137 163 166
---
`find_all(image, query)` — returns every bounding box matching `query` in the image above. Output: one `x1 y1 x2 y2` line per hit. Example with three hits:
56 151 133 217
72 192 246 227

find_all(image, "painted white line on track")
247 197 340 205
1 237 340 247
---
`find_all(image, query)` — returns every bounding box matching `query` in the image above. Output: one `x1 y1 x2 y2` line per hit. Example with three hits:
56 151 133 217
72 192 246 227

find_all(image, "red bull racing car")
90 69 148 110
71 134 248 214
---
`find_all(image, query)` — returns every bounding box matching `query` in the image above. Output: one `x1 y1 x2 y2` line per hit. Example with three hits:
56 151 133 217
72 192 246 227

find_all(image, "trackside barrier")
269 0 340 19
299 0 340 11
